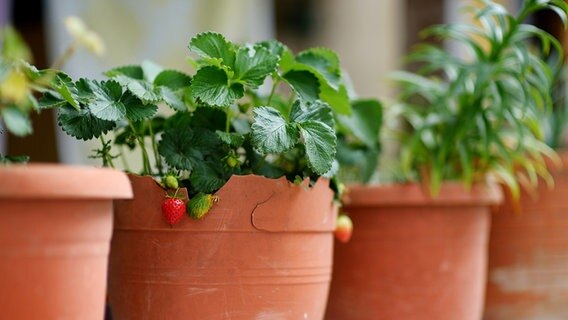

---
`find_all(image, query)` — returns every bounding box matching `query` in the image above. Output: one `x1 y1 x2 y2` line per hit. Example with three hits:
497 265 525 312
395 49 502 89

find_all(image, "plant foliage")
50 32 373 195
0 27 69 163
393 0 568 197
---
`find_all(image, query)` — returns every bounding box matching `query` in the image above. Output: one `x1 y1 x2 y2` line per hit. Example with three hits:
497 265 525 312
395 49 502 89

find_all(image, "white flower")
64 16 105 56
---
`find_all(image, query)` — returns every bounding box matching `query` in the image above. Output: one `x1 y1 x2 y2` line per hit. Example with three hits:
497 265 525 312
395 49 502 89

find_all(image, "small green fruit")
187 193 219 220
164 175 179 189
226 155 239 168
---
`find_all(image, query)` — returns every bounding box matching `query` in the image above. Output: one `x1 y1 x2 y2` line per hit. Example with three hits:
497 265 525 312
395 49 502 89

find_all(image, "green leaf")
74 78 96 104
190 162 228 194
233 45 279 88
115 75 161 103
1 27 31 61
38 93 67 110
154 70 192 89
251 107 299 154
53 73 80 110
336 138 378 183
290 99 334 128
339 99 382 147
283 70 320 101
320 83 351 115
189 32 236 67
104 65 144 79
158 127 220 171
190 66 244 106
257 40 287 58
216 130 245 147
285 48 351 114
57 105 116 140
493 164 520 200
322 159 340 179
141 60 163 82
189 107 227 130
296 48 341 89
159 127 200 170
1 106 32 136
154 70 191 111
122 92 158 122
299 120 337 175
159 86 186 111
88 80 126 121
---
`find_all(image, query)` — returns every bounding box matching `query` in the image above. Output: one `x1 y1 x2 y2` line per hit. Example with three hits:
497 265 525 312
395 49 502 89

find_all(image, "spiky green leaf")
190 66 244 106
57 105 116 140
251 107 299 154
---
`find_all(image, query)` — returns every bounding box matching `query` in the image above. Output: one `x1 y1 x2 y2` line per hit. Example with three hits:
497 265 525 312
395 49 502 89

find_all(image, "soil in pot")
108 174 337 320
325 182 502 320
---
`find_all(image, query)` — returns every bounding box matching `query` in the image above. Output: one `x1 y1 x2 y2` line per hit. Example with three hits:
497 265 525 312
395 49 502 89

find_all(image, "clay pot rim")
344 181 503 208
128 173 332 195
0 164 133 200
122 173 336 232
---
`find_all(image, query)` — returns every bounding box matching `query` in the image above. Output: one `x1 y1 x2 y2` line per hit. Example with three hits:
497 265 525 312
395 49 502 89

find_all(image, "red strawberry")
335 214 353 243
161 198 186 226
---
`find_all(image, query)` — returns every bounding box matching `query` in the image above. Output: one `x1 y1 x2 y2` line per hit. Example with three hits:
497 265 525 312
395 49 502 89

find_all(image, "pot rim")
344 181 503 208
120 173 336 232
0 164 133 200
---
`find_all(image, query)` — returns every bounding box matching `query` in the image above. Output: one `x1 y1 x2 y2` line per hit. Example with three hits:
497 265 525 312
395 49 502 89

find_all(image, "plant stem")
99 136 116 168
119 145 131 172
51 41 77 70
225 108 233 133
129 121 152 175
148 121 163 175
267 79 280 105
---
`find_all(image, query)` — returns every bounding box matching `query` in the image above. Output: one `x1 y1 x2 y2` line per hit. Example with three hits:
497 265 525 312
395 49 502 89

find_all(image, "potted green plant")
485 25 568 320
0 22 132 320
47 31 358 319
325 1 567 319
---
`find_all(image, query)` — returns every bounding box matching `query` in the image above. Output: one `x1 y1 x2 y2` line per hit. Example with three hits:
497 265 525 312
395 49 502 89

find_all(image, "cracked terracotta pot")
484 152 568 320
108 174 337 320
0 164 132 320
325 182 502 320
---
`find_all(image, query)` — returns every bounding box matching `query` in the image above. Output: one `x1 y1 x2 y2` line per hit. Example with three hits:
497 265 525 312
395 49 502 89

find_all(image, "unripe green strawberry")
335 214 353 243
164 175 179 189
226 155 239 168
187 193 219 220
162 197 186 226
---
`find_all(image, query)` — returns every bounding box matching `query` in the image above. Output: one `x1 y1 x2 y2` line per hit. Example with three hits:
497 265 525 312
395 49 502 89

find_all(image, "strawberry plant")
46 32 372 217
393 0 568 197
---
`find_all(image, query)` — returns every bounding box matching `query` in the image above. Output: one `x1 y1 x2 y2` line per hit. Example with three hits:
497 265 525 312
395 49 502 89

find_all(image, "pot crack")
250 191 277 232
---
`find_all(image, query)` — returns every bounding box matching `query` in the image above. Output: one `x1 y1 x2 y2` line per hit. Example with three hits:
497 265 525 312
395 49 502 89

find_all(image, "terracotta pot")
108 174 337 320
0 164 132 320
484 152 568 319
325 182 502 320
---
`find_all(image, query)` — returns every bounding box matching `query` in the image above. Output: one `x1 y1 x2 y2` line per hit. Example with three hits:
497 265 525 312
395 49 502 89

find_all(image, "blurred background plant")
0 26 50 163
391 0 567 198
0 16 103 163
544 55 568 149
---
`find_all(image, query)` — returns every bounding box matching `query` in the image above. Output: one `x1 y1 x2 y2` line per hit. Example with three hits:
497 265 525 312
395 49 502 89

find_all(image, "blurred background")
1 0 566 168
